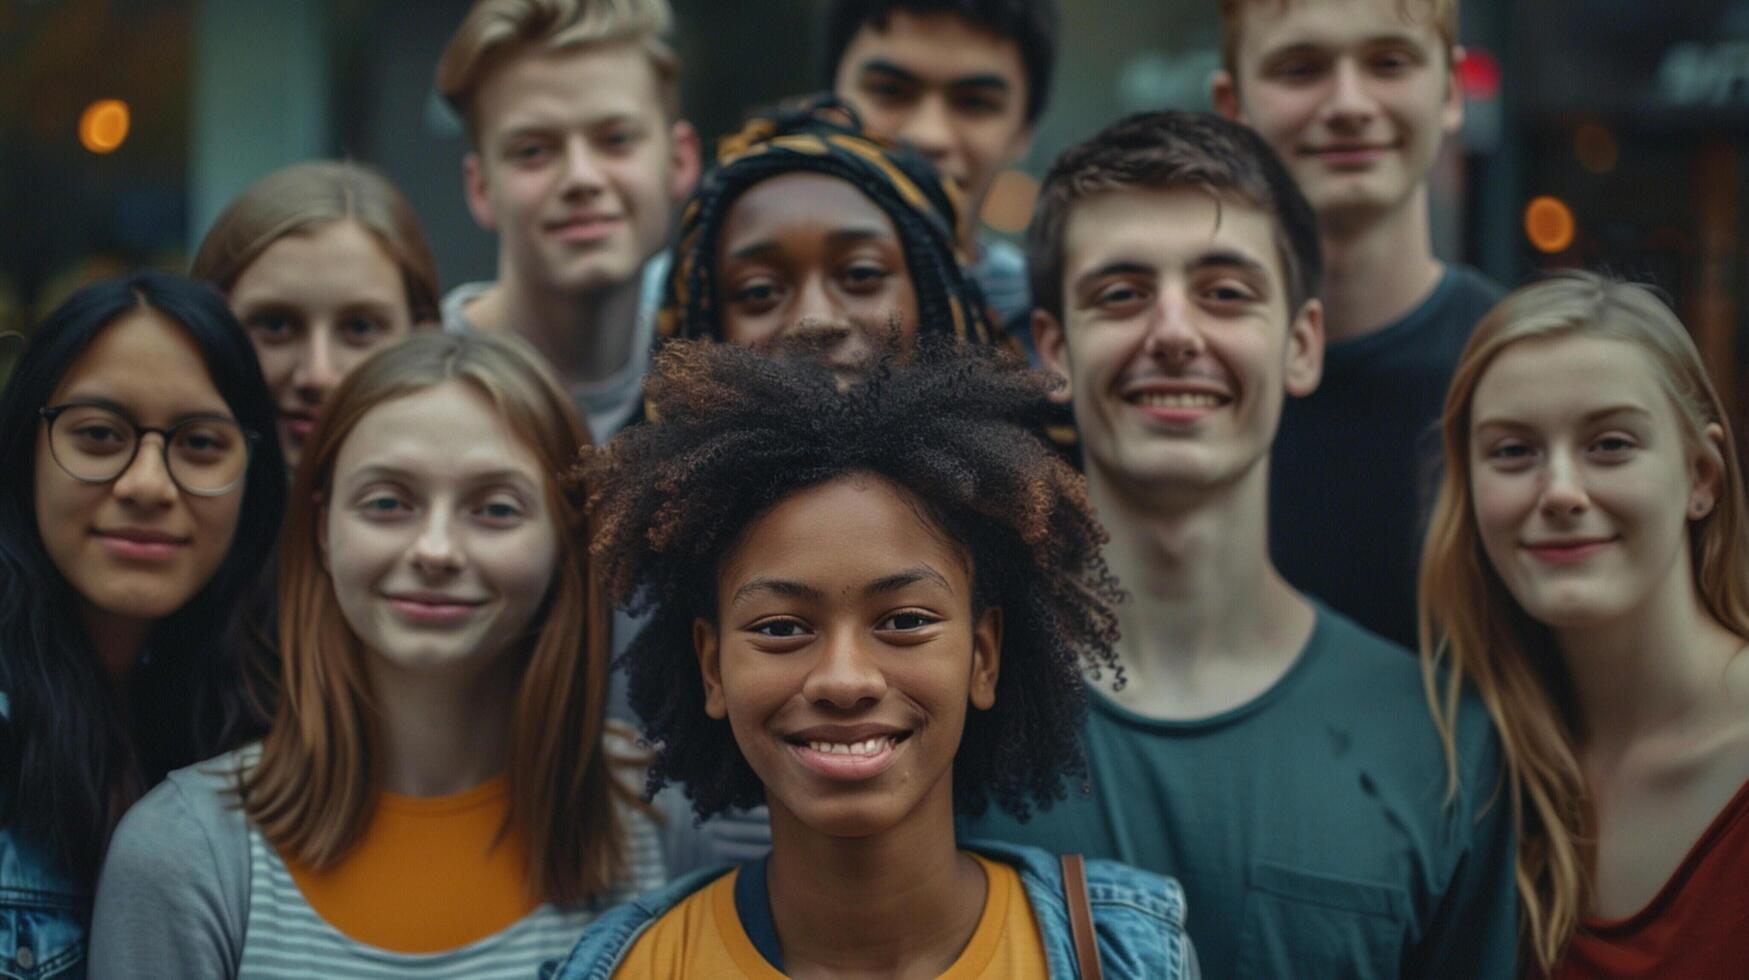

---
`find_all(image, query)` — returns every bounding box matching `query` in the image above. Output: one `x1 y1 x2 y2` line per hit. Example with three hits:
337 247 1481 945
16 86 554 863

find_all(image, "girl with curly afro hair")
548 339 1197 979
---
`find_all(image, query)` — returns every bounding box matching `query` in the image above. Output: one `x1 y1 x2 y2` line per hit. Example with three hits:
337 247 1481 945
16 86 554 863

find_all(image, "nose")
800 628 888 709
291 330 340 406
898 95 954 167
111 432 178 507
409 505 463 575
1322 58 1378 128
785 276 857 342
559 136 605 198
1538 452 1591 519
1142 287 1206 365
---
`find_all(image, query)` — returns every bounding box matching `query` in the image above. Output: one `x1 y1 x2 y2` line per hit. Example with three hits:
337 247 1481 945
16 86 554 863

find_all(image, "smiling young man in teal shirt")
960 111 1517 979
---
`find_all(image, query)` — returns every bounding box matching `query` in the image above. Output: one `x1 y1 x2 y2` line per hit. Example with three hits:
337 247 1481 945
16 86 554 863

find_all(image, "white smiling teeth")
1134 392 1223 408
808 737 894 756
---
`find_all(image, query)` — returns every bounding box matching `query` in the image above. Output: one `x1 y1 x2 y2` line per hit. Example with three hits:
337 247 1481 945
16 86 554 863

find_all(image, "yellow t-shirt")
284 775 539 953
614 852 1050 979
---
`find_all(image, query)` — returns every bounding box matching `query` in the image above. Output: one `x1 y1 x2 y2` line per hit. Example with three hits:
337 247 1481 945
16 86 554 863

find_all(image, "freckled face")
697 476 999 839
33 309 246 622
228 220 415 470
717 173 920 378
1469 335 1716 631
323 382 560 683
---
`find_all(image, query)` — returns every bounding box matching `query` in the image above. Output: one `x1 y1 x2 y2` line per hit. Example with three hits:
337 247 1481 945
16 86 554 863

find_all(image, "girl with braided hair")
548 339 1194 979
655 94 1011 381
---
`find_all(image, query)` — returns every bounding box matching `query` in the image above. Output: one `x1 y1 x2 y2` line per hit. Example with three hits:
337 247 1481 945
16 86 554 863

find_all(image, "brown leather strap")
1061 853 1104 980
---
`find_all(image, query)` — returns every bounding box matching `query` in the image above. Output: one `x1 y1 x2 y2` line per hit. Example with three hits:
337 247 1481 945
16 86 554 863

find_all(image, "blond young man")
436 0 700 442
1212 0 1504 648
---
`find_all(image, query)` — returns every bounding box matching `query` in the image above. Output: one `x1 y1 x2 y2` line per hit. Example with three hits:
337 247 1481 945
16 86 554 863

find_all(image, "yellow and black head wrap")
656 94 1005 349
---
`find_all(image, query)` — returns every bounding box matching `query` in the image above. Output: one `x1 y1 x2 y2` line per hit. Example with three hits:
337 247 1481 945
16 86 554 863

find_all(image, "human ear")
1689 422 1728 520
968 606 1002 711
463 153 498 233
1283 298 1325 398
1441 46 1467 136
694 617 728 719
1209 69 1243 122
1033 309 1073 405
669 120 703 201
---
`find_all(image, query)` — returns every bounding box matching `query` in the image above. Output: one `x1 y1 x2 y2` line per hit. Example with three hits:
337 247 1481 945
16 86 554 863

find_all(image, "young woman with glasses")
0 271 286 977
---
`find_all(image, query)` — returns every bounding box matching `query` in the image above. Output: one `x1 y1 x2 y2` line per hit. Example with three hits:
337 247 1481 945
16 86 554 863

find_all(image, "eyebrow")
726 226 894 263
1262 32 1427 60
859 59 1011 92
731 577 826 606
54 395 234 426
729 565 953 607
1192 249 1273 279
1071 250 1274 293
342 464 540 490
498 111 645 142
235 295 397 314
1472 404 1654 430
864 565 953 596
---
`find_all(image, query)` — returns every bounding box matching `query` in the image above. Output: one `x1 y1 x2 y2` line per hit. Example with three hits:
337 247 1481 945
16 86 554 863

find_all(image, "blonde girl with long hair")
1420 271 1749 976
88 330 663 978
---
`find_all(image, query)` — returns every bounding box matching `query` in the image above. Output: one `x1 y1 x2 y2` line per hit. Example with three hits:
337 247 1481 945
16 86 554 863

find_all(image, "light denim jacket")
542 839 1199 979
0 694 88 979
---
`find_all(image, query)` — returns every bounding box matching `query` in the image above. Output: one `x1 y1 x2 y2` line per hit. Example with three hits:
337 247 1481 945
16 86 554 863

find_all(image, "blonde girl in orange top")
87 330 664 978
1420 272 1749 976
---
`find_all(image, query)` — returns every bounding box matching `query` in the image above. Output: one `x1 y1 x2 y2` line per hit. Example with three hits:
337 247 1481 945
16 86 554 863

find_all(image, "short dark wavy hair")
1027 111 1323 324
576 339 1121 822
821 0 1060 124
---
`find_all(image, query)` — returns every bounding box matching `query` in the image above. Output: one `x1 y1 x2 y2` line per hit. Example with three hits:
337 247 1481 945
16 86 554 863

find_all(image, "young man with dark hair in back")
1212 0 1505 648
824 0 1058 351
961 111 1517 979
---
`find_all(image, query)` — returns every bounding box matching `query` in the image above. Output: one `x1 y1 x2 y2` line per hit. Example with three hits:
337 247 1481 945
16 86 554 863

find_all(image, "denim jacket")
542 839 1199 979
0 693 88 979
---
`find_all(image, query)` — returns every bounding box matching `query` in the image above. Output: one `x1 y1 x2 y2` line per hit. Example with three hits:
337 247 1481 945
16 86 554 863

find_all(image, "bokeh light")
79 99 130 154
1524 196 1577 254
1574 123 1619 175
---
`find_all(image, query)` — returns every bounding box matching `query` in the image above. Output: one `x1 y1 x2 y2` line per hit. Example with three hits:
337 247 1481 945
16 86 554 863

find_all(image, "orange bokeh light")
79 99 131 154
1524 196 1577 254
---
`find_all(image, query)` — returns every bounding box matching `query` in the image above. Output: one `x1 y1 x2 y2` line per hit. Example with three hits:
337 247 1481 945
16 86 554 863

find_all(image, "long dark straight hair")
0 271 287 892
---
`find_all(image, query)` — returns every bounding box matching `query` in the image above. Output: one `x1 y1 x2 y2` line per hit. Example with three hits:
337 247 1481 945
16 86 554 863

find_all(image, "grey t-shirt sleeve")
88 761 249 978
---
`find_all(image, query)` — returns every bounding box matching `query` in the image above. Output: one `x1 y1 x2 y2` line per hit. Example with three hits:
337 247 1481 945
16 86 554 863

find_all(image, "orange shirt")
284 775 539 953
614 852 1050 979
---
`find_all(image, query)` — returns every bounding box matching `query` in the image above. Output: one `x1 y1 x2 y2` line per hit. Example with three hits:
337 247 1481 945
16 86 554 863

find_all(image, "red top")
1555 777 1749 979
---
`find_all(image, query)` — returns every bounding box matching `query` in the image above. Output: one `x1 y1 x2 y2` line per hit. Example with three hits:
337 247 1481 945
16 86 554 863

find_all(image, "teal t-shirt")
960 606 1518 980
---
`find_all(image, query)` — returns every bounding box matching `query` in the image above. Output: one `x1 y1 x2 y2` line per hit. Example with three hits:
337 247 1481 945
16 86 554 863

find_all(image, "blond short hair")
436 0 681 144
1219 0 1459 76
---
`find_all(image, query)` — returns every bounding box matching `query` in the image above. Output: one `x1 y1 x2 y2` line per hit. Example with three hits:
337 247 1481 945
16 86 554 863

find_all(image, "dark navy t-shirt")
1268 265 1505 649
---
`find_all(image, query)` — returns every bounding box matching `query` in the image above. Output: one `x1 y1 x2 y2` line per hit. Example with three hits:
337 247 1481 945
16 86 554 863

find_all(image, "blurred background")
4 0 1748 426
